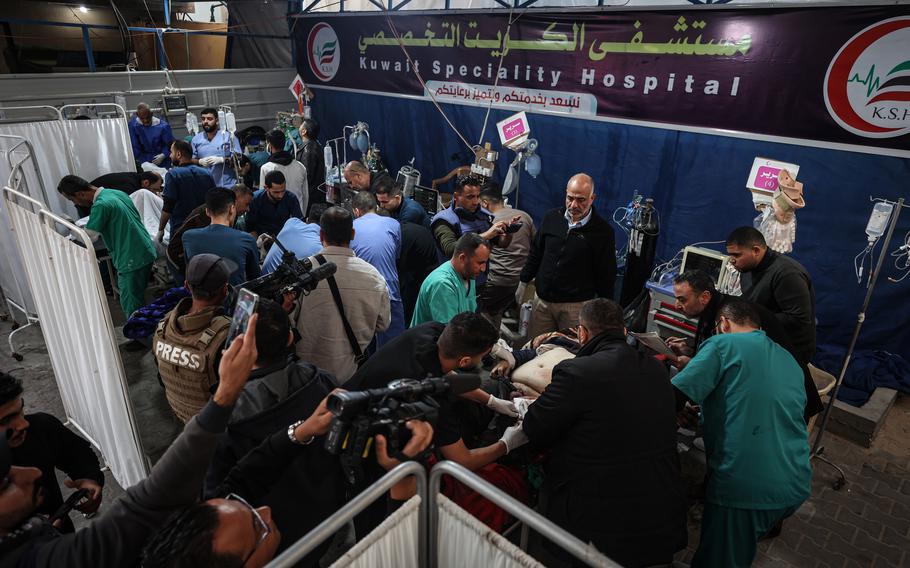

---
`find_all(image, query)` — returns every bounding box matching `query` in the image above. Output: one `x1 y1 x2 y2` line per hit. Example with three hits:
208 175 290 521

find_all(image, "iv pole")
810 196 905 490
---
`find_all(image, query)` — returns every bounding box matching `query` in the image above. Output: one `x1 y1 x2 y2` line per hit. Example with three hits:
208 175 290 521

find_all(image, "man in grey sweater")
726 227 817 364
0 316 261 568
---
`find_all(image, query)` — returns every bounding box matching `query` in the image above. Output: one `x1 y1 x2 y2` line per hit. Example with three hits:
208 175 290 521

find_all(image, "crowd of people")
0 103 822 568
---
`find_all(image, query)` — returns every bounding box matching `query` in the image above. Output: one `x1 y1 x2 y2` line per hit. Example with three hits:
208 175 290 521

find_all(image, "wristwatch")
288 420 315 445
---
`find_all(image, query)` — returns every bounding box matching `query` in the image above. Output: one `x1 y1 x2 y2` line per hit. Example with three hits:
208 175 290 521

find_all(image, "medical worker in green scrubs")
672 298 812 568
57 175 156 318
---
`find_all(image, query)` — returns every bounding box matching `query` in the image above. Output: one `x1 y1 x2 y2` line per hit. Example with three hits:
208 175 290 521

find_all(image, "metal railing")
266 461 428 568
428 461 620 568
268 459 619 568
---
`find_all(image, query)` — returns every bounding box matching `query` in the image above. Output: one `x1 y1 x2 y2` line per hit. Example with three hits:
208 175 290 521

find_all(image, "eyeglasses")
226 493 271 565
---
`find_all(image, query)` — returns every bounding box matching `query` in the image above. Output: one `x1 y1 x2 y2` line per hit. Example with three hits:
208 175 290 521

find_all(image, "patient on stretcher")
490 329 580 397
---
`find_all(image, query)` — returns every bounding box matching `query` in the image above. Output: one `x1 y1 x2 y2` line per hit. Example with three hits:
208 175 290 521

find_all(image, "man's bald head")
343 161 371 190
565 173 596 222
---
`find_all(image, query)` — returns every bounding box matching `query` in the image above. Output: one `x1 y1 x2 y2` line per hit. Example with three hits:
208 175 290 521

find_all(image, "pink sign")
502 118 527 141
752 165 781 191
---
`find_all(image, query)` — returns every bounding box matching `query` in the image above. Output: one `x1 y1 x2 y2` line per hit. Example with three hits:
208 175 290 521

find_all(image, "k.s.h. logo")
825 17 910 138
307 22 340 82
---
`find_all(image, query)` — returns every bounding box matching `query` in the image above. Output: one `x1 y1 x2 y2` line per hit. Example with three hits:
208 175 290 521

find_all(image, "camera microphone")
306 261 337 282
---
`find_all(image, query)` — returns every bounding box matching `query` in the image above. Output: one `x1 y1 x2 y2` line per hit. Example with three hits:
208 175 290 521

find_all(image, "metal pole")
155 30 168 70
82 26 96 72
811 197 905 460
163 0 171 27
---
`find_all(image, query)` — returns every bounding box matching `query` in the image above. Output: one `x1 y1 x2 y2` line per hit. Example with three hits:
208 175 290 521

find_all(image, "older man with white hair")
517 173 617 337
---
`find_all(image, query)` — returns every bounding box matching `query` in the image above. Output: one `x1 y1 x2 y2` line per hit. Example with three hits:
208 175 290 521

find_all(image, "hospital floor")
1 300 908 564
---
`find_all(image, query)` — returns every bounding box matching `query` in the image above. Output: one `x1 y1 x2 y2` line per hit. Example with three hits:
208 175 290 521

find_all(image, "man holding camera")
345 312 524 538
0 312 260 568
144 400 432 567
348 312 526 469
204 300 338 560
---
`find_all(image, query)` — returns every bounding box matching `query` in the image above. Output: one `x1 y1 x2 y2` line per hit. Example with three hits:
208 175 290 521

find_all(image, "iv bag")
866 202 894 241
185 112 198 135
217 110 227 132
225 111 237 133
324 145 334 171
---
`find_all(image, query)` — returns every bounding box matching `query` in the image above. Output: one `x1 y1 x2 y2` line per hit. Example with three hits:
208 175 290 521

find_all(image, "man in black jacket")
518 173 616 338
522 299 688 567
0 315 260 568
667 269 823 421
0 373 104 534
142 402 433 568
204 300 338 562
725 227 816 364
294 118 326 217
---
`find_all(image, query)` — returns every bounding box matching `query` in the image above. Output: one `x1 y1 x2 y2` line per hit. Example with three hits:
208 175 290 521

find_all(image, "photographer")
143 399 433 567
0 316 260 568
347 313 526 470
204 300 338 558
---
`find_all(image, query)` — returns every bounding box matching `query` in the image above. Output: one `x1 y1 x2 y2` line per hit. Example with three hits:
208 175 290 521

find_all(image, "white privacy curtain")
62 117 135 183
437 495 545 568
330 496 421 568
0 122 72 215
4 193 147 487
0 116 136 321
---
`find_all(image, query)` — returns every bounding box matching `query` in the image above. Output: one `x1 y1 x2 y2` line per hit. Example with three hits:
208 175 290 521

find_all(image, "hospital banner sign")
295 7 910 155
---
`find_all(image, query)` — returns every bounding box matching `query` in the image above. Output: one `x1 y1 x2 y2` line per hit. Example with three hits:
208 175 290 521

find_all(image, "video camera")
325 374 481 485
238 237 336 304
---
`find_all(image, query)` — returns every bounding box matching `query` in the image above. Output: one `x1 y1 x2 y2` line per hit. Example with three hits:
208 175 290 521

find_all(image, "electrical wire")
384 14 474 152
109 0 133 67
888 230 910 283
476 6 514 146
854 241 874 285
141 0 183 93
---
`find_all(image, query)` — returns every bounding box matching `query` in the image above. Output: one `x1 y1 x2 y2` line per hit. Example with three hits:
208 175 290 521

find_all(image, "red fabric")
429 455 529 532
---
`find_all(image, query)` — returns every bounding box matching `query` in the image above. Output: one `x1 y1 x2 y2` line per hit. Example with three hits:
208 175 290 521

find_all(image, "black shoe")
761 520 783 540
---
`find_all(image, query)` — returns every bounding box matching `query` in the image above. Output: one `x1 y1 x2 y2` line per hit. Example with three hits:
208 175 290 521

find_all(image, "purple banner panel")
295 7 910 155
